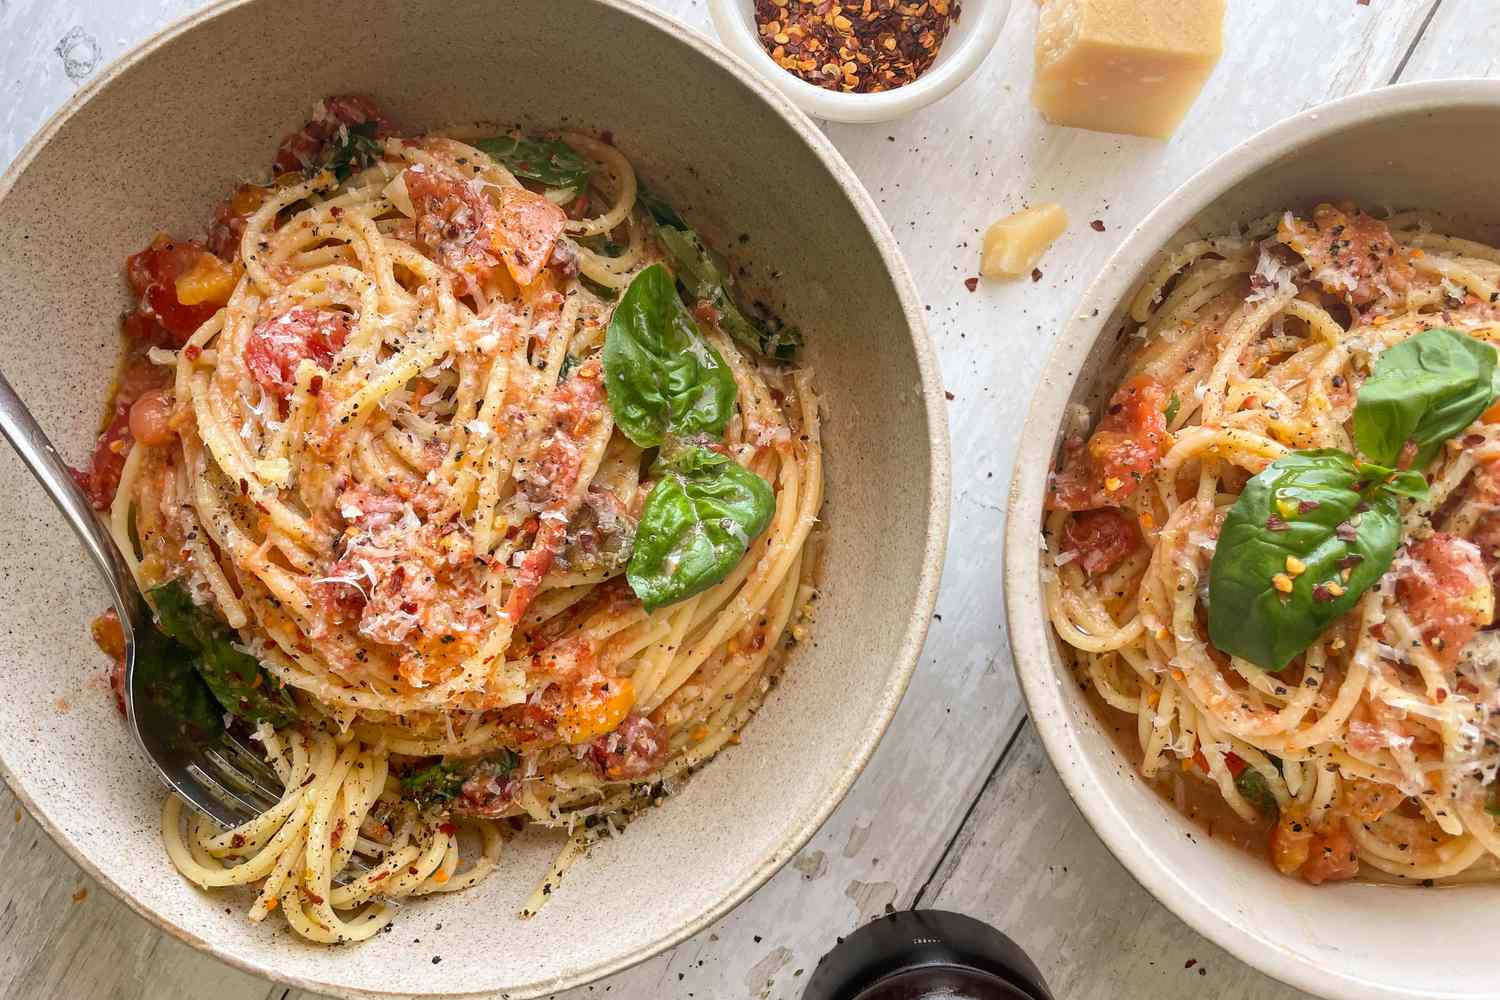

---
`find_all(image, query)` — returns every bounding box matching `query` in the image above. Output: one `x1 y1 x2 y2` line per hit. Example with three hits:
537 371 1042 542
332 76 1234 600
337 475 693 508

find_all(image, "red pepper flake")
1090 220 1106 232
1185 958 1197 970
944 390 955 401
963 276 978 292
309 374 324 396
184 344 202 361
439 822 457 835
752 0 962 94
1265 514 1288 532
1031 268 1043 282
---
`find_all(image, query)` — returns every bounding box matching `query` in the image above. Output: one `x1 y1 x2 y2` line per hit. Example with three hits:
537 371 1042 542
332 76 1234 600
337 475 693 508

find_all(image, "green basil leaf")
1354 327 1498 468
1208 450 1402 671
474 135 591 200
1234 767 1280 818
636 186 687 229
627 444 775 612
603 264 736 447
400 749 518 808
318 121 383 181
1164 392 1181 426
657 226 802 361
149 581 298 727
132 612 223 743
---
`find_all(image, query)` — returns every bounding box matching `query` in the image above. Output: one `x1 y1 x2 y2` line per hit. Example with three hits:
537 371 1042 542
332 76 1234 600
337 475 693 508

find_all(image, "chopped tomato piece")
127 390 175 446
1339 776 1405 823
502 360 608 622
558 676 635 745
91 609 127 717
271 94 394 175
1047 375 1169 510
494 186 567 287
1278 202 1411 309
456 759 519 818
1062 508 1143 575
207 183 269 260
244 307 351 396
404 165 565 292
588 711 668 780
71 359 168 510
1396 533 1493 665
126 236 231 346
1268 811 1313 876
1299 820 1360 885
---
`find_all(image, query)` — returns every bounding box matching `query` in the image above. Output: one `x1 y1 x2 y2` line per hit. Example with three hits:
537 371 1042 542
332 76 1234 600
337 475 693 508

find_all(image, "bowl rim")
1004 77 1500 1000
706 0 1011 124
0 0 952 996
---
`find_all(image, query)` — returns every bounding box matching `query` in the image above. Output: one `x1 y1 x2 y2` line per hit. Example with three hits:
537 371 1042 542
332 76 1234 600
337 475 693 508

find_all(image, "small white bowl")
708 0 1010 123
1006 79 1500 1000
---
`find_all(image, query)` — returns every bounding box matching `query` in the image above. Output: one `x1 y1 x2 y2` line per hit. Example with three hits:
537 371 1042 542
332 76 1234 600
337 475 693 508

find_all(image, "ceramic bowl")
0 0 950 996
708 0 1010 124
1005 80 1500 1000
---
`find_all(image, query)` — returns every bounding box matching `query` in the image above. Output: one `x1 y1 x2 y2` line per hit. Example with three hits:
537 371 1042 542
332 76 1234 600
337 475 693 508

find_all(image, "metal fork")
0 370 287 828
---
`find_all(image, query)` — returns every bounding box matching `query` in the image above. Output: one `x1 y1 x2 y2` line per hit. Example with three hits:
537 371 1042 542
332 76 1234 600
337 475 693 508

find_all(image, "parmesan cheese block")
1032 0 1225 139
981 203 1068 280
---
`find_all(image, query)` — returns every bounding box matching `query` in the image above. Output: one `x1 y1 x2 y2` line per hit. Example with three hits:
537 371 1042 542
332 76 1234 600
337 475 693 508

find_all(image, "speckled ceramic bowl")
0 1 949 996
1006 81 1500 1000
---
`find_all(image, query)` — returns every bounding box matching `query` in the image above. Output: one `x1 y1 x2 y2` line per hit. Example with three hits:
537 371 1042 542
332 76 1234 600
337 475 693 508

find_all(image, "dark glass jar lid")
802 910 1052 1000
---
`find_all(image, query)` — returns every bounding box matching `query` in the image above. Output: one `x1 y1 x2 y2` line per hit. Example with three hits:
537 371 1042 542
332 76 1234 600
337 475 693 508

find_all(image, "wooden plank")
0 3 1445 1000
0 785 279 1000
921 723 1309 1000
1397 0 1500 80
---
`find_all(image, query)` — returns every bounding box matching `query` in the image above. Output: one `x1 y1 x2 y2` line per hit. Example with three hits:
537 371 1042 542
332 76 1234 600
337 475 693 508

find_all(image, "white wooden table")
1 1 1494 997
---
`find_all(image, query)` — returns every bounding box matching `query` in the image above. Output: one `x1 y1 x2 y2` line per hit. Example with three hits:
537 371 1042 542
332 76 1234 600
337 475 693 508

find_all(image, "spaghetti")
1044 202 1500 886
82 96 824 941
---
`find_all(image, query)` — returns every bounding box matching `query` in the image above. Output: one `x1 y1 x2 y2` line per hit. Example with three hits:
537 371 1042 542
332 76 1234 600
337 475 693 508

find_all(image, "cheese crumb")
1284 555 1306 576
1272 573 1294 594
980 203 1068 280
1033 0 1226 139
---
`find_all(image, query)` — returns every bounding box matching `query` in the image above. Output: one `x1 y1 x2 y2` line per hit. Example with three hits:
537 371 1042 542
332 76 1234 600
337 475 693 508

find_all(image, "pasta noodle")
1044 202 1500 886
81 97 824 941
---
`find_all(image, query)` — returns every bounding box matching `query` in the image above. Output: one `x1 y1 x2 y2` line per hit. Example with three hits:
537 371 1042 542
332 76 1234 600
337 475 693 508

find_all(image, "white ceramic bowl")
1006 80 1500 1000
0 0 950 996
708 0 1010 123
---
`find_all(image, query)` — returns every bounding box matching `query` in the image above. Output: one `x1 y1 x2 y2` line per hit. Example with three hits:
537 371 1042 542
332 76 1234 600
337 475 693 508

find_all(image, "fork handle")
0 369 144 629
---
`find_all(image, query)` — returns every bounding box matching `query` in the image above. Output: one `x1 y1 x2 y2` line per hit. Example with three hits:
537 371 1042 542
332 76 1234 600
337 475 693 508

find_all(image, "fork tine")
200 746 282 814
183 762 269 828
214 736 286 802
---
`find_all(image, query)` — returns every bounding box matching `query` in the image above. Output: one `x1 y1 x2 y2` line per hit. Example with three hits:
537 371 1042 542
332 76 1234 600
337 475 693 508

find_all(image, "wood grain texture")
0 1 1479 999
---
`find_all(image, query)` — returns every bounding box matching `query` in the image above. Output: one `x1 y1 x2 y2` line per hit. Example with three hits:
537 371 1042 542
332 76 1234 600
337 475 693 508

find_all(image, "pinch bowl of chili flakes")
710 0 1011 123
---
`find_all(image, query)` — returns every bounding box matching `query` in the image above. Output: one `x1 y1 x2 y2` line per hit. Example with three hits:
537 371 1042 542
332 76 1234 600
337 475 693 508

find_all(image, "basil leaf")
657 226 803 361
627 444 775 611
149 581 298 727
636 186 687 229
132 611 223 742
603 263 736 447
400 749 519 808
318 121 383 181
474 135 592 200
1235 767 1280 818
1354 327 1498 468
1208 450 1402 671
1164 392 1181 426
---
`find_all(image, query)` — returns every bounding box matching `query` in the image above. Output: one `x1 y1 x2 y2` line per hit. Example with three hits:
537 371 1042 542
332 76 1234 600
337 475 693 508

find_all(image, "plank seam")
909 716 1029 909
1389 0 1445 85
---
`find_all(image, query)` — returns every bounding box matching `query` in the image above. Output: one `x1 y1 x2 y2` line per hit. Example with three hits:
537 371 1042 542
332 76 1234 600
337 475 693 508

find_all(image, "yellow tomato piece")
558 677 635 745
174 254 239 306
